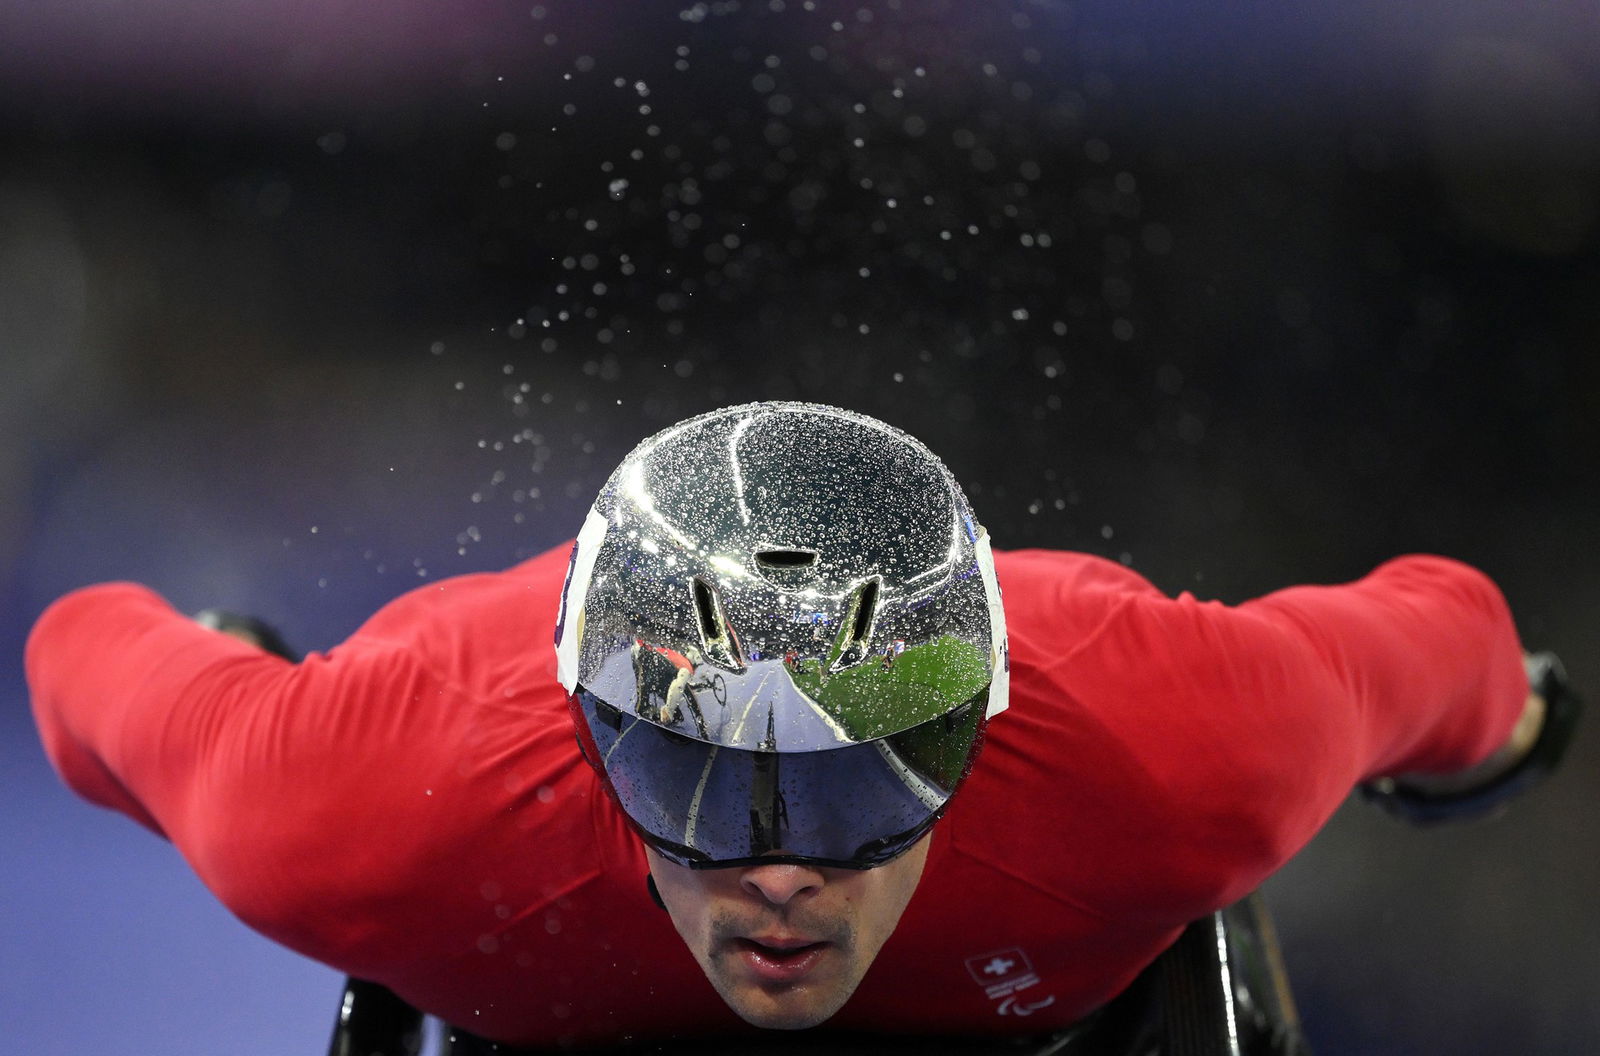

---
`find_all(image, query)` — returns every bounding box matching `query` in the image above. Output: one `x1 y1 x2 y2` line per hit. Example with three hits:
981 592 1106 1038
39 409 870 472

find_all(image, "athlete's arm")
1237 555 1529 782
27 582 298 837
25 579 521 977
27 549 620 1041
1170 555 1530 900
1000 552 1530 921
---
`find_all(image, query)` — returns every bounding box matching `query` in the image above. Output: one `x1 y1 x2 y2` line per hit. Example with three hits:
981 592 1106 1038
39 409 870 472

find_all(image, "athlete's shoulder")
332 541 574 693
993 547 1163 598
349 543 572 635
990 548 1163 655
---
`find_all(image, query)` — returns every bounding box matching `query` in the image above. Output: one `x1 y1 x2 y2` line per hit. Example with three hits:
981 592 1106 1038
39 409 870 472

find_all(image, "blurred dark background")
3 1 1596 1052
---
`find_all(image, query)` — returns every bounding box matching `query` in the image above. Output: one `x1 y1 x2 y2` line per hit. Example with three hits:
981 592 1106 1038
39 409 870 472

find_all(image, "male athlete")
27 403 1567 1049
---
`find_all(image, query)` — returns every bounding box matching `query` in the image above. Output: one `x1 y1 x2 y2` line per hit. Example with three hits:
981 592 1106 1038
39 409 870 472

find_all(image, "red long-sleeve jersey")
26 547 1527 1047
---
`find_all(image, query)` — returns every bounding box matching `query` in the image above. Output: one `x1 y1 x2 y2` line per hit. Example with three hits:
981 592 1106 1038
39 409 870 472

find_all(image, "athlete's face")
644 836 932 1030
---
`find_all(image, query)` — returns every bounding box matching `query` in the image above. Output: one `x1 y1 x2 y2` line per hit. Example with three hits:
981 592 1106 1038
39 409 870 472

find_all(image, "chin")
730 995 845 1032
718 973 858 1032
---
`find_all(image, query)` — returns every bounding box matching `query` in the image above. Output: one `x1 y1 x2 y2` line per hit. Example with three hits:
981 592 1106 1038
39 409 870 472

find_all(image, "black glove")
193 608 301 663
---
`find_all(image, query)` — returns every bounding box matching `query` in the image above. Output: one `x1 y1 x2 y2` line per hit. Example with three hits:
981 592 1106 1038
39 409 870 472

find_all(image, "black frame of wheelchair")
327 891 1310 1056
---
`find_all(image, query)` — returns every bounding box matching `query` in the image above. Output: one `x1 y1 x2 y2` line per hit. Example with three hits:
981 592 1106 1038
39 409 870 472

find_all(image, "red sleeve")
987 550 1528 923
26 582 290 838
1239 555 1529 780
25 550 595 987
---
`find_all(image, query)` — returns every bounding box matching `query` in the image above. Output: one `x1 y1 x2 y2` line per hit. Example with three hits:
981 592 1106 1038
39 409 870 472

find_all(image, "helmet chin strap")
646 872 668 912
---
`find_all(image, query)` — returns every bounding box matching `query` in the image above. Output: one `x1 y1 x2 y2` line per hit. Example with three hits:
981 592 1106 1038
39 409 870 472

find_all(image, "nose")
739 861 825 906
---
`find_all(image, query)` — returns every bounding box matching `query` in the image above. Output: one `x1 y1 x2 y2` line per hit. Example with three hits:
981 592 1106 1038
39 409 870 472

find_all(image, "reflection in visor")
575 686 985 869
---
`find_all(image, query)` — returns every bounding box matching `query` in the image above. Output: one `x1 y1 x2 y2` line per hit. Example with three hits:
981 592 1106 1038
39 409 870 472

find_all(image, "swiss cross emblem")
981 956 1015 976
963 946 1054 1014
965 947 1032 986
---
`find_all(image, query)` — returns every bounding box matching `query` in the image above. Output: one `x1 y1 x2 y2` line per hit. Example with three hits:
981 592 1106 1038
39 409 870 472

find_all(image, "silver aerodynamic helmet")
555 402 1008 869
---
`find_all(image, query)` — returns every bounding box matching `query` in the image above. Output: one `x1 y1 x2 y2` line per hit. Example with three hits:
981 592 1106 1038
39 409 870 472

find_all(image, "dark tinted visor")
572 685 986 869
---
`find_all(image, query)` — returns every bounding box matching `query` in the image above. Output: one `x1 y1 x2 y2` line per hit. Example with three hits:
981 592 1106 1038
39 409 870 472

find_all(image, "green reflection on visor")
787 633 990 741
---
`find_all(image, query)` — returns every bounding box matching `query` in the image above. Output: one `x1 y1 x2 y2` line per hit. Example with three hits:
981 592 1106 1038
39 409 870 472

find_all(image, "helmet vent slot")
850 578 880 642
754 548 818 568
753 548 820 588
828 577 882 673
691 576 745 671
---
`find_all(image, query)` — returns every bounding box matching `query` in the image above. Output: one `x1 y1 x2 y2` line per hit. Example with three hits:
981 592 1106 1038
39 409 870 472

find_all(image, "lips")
748 934 821 951
733 936 830 983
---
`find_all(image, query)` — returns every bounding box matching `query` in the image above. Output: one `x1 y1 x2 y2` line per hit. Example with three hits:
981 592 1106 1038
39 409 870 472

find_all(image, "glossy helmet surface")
556 402 1008 868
